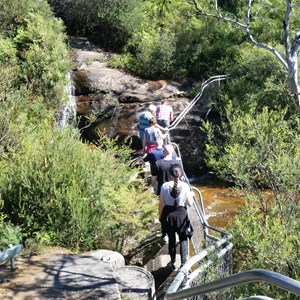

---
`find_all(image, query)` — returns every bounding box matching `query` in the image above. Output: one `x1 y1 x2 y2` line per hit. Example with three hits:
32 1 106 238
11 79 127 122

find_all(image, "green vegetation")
1 0 300 297
0 0 156 254
204 107 300 299
49 0 242 80
0 129 155 252
0 201 22 249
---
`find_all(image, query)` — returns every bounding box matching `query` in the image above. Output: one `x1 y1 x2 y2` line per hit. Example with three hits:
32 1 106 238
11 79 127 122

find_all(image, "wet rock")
70 37 220 176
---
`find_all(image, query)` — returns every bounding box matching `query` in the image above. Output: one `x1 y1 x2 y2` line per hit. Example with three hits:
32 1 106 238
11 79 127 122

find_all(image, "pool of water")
192 182 245 229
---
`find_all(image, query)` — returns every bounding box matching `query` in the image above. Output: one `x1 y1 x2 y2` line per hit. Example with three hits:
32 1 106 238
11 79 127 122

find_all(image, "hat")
148 104 156 112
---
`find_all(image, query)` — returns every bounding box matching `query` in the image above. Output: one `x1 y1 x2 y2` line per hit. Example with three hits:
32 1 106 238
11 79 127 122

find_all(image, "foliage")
0 0 70 164
0 0 72 167
0 57 31 160
223 46 290 112
0 0 71 113
0 127 156 253
0 221 23 250
204 107 300 189
108 53 134 70
229 198 300 299
0 0 157 256
49 0 144 52
13 13 71 109
126 28 177 78
204 107 300 298
0 200 22 250
125 1 243 79
0 0 34 33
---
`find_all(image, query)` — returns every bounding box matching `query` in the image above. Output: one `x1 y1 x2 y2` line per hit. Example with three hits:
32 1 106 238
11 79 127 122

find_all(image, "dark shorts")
157 119 170 128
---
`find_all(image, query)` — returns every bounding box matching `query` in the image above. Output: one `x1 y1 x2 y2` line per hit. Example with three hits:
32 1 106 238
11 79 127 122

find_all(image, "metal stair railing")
131 76 233 298
138 75 300 300
241 297 275 300
171 141 231 243
165 142 300 299
165 269 300 300
168 75 227 131
166 236 233 299
165 142 233 298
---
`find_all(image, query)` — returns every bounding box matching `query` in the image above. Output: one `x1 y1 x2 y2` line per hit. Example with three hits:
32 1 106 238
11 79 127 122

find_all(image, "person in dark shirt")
153 144 182 196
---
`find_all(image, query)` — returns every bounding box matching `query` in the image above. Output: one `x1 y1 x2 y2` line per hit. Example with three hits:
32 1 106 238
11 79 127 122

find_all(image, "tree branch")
190 0 289 70
284 0 291 61
189 0 246 29
291 30 300 57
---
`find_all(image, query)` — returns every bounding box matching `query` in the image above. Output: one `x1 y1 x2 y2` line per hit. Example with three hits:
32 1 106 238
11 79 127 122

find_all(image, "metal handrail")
170 142 230 238
169 75 227 131
167 236 232 295
0 244 23 270
191 186 205 215
166 269 300 300
242 297 275 300
184 242 233 286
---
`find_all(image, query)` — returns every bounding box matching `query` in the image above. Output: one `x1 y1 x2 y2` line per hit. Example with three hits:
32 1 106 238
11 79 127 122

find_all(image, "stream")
192 181 245 229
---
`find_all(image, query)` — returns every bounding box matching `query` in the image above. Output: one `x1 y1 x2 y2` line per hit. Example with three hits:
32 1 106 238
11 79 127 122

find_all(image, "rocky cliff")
70 37 220 177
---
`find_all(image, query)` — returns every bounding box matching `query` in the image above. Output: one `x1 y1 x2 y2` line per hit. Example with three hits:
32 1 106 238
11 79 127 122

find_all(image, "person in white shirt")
158 164 194 270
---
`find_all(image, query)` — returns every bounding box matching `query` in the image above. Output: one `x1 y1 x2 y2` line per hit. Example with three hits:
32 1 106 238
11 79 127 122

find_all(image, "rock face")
0 248 155 300
70 37 220 176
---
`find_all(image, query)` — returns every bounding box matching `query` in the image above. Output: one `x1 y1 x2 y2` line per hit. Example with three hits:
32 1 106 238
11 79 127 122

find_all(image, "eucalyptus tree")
157 0 300 108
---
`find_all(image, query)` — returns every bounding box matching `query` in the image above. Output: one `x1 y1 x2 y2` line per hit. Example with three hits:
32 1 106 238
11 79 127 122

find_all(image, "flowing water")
56 73 77 128
192 181 245 229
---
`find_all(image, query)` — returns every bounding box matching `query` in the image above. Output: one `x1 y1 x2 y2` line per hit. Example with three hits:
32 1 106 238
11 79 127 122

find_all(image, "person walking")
156 100 173 128
143 139 164 191
153 144 182 196
138 104 157 144
154 144 182 243
138 104 168 149
158 164 194 270
143 117 166 154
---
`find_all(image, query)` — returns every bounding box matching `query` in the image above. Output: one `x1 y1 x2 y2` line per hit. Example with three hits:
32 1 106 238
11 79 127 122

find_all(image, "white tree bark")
189 0 300 107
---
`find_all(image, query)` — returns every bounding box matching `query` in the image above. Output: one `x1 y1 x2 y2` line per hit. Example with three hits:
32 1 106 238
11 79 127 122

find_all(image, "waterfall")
56 73 76 128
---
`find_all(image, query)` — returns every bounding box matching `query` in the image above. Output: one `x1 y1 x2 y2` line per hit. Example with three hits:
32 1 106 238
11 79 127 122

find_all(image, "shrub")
0 127 155 253
13 13 71 109
204 106 300 188
0 222 23 250
0 200 22 250
0 0 71 113
229 198 300 299
204 107 300 298
224 46 290 112
49 0 143 52
126 29 177 78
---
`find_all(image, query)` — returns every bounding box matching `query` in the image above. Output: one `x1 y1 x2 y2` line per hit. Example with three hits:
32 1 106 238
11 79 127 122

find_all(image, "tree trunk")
287 60 300 107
